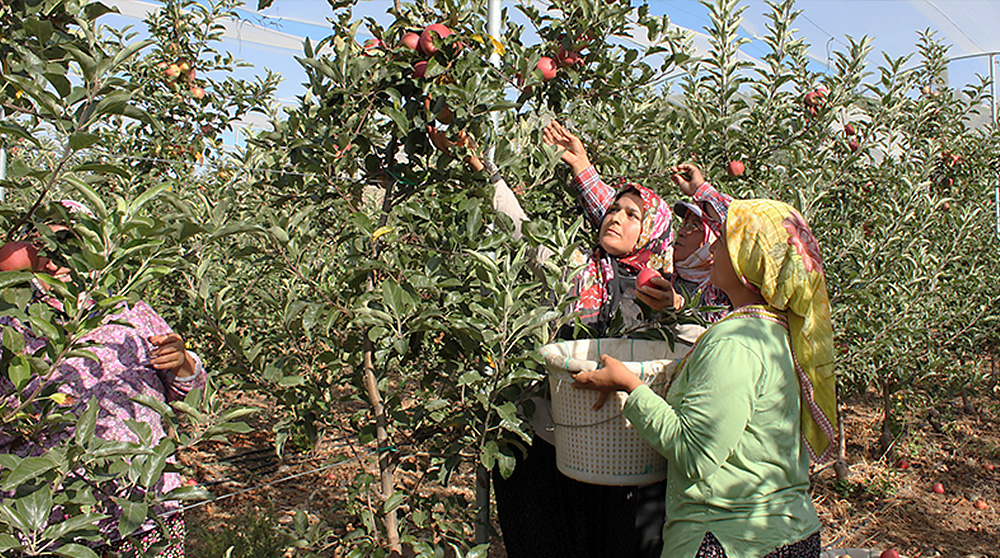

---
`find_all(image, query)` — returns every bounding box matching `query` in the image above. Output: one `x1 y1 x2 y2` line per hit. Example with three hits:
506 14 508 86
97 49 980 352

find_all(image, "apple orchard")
0 0 998 556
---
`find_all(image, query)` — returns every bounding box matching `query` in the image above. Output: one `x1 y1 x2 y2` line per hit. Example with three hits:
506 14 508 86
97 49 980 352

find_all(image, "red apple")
165 64 181 78
536 57 558 81
413 61 428 79
419 23 452 56
636 268 661 290
189 86 206 100
844 123 856 136
0 241 39 272
848 139 860 153
400 32 421 51
986 463 995 472
556 47 583 67
896 458 910 470
880 549 900 558
944 178 954 187
805 89 826 107
726 160 745 178
975 499 989 510
932 482 945 494
939 201 951 212
363 38 386 55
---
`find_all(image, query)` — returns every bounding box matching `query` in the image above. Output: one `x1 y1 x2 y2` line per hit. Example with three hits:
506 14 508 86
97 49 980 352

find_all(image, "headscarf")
724 199 837 463
672 201 715 288
572 183 674 328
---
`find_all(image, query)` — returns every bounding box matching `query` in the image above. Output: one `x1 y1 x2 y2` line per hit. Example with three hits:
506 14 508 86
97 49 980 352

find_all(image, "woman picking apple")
667 163 732 323
429 123 679 557
572 199 838 558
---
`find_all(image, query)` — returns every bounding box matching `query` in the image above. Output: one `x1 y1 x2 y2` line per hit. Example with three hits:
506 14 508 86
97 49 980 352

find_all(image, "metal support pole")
486 0 502 160
476 2 502 546
990 53 997 127
0 147 6 203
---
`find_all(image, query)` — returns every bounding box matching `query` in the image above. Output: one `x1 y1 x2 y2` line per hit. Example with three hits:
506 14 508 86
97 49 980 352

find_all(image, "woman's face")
673 214 705 262
598 192 644 257
708 227 740 292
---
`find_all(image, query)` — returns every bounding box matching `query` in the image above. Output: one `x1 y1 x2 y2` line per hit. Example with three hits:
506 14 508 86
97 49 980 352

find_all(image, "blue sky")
105 0 1000 130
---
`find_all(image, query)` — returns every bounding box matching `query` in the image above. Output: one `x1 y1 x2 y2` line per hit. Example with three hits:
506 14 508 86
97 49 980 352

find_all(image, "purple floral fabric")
1 300 205 555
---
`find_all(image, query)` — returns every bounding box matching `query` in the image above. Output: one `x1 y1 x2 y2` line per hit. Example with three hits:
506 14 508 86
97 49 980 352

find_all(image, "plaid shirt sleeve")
570 165 616 227
693 182 732 236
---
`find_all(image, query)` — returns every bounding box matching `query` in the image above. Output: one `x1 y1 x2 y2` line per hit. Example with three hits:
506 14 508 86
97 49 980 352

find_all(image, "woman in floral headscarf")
429 122 680 558
573 198 837 558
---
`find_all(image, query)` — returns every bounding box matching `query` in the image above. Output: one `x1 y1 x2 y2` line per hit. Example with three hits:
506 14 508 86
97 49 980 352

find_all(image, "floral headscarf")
725 199 837 463
573 183 674 326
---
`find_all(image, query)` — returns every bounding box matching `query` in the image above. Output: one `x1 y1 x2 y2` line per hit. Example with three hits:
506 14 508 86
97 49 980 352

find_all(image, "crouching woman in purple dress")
1 201 206 557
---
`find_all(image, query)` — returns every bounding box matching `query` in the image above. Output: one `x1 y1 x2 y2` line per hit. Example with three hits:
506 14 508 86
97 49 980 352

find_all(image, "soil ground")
181 387 1000 558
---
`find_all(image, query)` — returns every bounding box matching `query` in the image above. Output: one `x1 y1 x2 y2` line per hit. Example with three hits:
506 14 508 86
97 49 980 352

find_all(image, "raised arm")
427 125 529 240
542 121 616 227
669 163 732 235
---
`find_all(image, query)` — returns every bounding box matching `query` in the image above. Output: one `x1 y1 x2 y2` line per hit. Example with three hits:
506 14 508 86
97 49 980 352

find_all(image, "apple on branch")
419 24 452 56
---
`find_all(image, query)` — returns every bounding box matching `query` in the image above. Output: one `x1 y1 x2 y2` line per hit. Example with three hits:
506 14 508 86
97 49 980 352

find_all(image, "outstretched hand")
669 163 706 196
542 120 592 177
149 333 196 378
571 354 643 410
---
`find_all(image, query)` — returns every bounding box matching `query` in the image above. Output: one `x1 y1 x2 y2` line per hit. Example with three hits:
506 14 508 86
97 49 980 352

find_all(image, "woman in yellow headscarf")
572 198 837 558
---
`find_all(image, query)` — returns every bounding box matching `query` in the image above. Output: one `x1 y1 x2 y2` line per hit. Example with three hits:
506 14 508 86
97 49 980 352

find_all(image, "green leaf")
383 491 405 513
68 133 100 150
465 544 491 558
0 502 30 533
0 124 41 146
0 533 21 551
6 355 31 390
116 499 147 540
75 399 99 446
52 543 100 558
110 38 154 70
2 456 57 491
17 485 52 531
63 175 108 218
129 394 175 420
40 512 106 541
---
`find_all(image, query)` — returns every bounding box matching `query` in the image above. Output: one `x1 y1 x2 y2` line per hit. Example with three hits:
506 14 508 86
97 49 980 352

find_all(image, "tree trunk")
878 377 894 458
834 403 850 482
363 337 401 553
475 464 490 546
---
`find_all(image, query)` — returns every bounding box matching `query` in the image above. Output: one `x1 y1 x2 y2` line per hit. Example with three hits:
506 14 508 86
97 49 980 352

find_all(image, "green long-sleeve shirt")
623 315 822 558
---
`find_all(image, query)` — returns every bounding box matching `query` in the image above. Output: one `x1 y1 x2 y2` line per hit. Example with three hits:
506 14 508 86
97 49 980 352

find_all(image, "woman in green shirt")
572 198 838 558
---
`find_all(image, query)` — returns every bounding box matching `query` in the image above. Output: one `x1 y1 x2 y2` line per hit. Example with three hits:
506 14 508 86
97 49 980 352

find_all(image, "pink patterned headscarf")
573 183 674 319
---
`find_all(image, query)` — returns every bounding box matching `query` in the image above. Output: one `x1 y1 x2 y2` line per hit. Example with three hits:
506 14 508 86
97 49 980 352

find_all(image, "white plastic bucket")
539 338 693 486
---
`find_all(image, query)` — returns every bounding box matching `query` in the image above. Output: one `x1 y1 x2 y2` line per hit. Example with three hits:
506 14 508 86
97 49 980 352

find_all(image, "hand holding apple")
636 272 682 311
542 120 591 177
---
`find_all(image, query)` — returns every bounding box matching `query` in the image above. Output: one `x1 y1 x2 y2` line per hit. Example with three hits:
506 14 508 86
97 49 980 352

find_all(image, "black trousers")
492 438 664 558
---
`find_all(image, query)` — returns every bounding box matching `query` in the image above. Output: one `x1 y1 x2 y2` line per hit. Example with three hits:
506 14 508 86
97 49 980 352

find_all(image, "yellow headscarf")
725 199 837 463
